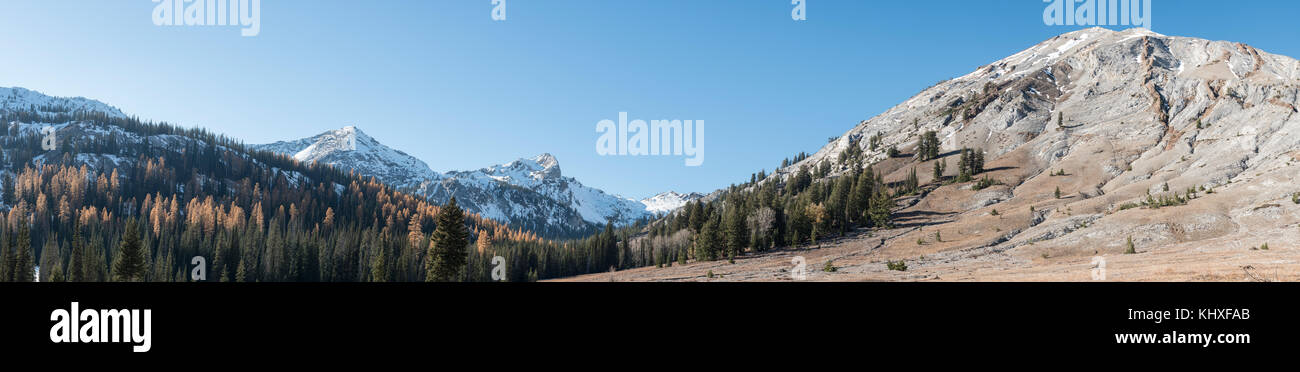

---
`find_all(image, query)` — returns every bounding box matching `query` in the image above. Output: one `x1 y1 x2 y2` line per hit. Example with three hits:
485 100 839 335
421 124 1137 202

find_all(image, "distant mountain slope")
640 191 705 214
1 87 126 118
253 126 440 191
253 129 667 238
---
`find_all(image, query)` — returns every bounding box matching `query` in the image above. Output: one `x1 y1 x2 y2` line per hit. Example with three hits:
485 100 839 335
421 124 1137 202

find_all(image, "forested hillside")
0 105 567 282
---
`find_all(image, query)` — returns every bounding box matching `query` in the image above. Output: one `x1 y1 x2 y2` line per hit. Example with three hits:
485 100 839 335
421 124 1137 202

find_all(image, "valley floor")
555 207 1300 282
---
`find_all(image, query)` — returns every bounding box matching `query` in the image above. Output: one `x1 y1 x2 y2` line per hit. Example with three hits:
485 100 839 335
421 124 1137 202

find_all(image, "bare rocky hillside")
562 28 1300 282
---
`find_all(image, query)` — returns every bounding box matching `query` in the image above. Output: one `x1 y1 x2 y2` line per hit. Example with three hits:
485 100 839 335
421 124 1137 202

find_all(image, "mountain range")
252 126 702 238
1 85 703 240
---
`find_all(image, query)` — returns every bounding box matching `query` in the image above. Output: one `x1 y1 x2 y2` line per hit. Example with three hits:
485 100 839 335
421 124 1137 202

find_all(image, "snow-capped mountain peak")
532 153 561 179
253 126 440 189
256 132 669 237
291 125 366 162
481 153 564 184
640 191 705 214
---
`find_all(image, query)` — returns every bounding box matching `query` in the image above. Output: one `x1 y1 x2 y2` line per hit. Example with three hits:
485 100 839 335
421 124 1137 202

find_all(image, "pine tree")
112 220 146 282
0 173 13 206
235 256 248 282
918 131 940 161
369 232 389 282
904 167 919 193
697 216 721 261
869 190 893 228
39 238 60 282
426 197 469 282
68 229 85 282
212 233 227 282
0 234 12 282
13 225 34 282
48 264 64 282
725 206 748 257
688 202 705 232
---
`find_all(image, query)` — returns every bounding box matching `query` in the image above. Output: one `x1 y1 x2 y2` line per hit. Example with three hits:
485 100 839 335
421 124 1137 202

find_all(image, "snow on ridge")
254 129 663 231
640 191 704 214
0 87 126 118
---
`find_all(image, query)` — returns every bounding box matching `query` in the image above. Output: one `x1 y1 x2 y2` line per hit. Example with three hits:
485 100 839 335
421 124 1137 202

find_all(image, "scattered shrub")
886 260 908 271
972 175 1003 191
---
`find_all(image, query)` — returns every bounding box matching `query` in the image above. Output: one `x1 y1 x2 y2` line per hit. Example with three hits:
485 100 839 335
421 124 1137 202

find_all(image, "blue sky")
2 0 1298 199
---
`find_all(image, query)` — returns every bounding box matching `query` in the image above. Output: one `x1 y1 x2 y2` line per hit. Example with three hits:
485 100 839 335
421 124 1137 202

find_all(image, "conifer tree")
369 232 389 282
904 167 920 193
1 173 12 206
39 238 60 282
918 131 941 161
49 264 64 282
13 225 34 282
697 216 721 261
89 238 108 282
68 229 85 282
869 191 893 228
112 220 146 282
0 235 12 282
725 206 748 257
426 197 469 282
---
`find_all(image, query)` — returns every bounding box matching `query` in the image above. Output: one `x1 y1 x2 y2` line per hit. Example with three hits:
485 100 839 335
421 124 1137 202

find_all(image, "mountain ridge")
253 127 696 238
